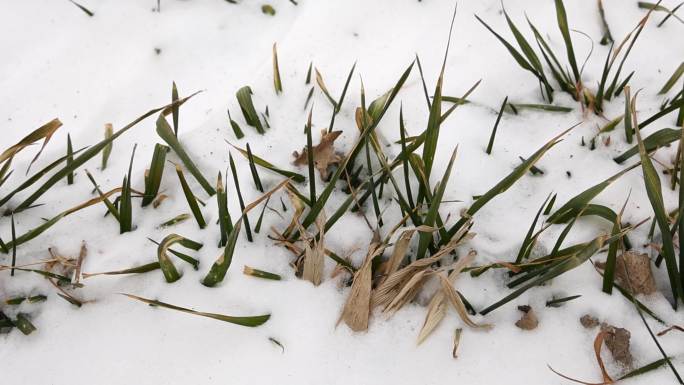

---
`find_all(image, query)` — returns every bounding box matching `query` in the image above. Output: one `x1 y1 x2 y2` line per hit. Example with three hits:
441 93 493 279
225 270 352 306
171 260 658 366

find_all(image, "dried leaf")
293 130 343 181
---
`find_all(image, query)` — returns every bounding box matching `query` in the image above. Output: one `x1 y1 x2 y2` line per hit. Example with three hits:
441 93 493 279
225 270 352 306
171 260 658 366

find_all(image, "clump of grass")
12 93 199 213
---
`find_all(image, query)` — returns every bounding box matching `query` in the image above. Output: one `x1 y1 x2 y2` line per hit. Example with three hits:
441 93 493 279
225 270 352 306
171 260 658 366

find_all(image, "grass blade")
243 265 281 280
157 114 215 196
446 126 573 241
101 123 113 170
236 86 265 134
659 62 684 95
175 163 206 229
272 43 283 94
486 96 507 154
156 234 203 283
141 143 167 206
554 0 580 82
229 143 305 183
216 172 233 247
122 293 270 327
66 134 74 184
230 153 252 242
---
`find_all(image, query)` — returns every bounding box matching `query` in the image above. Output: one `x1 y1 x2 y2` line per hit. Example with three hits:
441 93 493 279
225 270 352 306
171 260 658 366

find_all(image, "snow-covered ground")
1 0 683 384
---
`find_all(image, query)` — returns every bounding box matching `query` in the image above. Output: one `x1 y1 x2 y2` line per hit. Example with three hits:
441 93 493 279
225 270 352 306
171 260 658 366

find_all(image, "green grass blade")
157 114 215 196
175 164 206 229
446 126 573 241
305 110 316 204
229 143 305 183
614 128 682 164
547 163 638 223
515 194 552 263
416 148 457 259
142 143 167 206
229 153 252 242
634 97 683 307
66 134 74 185
243 265 281 280
245 143 264 193
554 0 580 82
486 96 507 154
122 293 270 327
659 62 684 95
216 172 233 247
236 86 265 134
172 82 179 136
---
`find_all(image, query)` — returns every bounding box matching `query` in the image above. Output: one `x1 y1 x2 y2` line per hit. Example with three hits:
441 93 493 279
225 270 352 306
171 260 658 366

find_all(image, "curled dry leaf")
515 305 539 330
439 274 493 331
417 249 479 344
293 129 343 181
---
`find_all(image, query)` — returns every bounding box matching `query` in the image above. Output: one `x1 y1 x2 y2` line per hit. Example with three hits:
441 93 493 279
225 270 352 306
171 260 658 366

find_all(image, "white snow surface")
1 0 684 384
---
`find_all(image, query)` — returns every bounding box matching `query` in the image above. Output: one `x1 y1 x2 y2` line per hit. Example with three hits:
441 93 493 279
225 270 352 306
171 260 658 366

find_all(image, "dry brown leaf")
600 323 633 367
657 325 684 336
73 241 87 284
417 250 477 344
302 211 326 286
378 229 416 280
515 305 539 330
293 129 343 181
614 251 656 295
338 243 383 332
0 118 62 171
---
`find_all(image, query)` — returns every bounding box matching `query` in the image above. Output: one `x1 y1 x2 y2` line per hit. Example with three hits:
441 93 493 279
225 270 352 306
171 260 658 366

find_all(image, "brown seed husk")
600 322 633 367
580 314 600 329
293 129 343 181
515 305 539 330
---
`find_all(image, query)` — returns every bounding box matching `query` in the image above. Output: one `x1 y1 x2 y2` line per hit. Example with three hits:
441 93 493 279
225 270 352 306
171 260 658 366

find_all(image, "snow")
1 0 683 384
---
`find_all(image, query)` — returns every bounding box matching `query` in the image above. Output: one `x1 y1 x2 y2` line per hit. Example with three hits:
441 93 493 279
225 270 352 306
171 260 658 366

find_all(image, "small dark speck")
566 171 572 178
154 48 162 55
353 32 359 37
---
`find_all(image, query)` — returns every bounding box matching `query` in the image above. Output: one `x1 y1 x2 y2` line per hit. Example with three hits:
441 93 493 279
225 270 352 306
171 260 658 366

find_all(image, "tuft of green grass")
142 144 168 207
